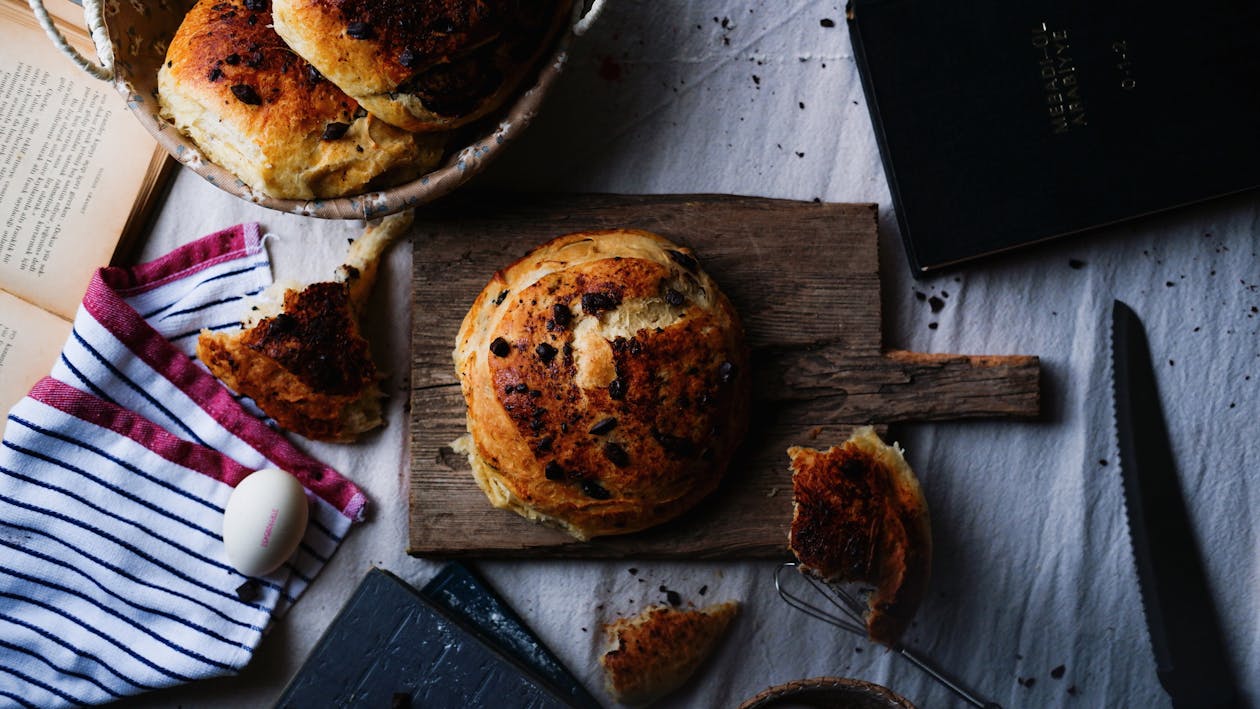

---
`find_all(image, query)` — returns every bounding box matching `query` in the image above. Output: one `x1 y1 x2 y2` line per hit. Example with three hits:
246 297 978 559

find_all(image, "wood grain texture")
410 194 1040 558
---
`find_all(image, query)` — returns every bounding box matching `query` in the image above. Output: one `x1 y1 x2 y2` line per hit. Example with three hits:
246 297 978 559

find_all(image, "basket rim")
736 676 918 709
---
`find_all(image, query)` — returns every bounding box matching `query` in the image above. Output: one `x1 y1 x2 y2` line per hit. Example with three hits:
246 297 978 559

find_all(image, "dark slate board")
275 568 580 708
420 564 600 708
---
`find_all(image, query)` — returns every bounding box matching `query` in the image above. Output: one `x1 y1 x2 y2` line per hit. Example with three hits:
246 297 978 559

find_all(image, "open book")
0 0 173 414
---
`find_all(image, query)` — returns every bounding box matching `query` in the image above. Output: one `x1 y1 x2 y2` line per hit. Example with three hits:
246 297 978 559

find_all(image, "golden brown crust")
787 427 932 646
454 229 751 540
271 0 571 131
600 602 739 706
158 0 442 199
198 281 382 442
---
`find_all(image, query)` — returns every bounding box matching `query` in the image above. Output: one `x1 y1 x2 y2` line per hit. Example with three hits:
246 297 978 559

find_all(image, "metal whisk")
775 562 1002 709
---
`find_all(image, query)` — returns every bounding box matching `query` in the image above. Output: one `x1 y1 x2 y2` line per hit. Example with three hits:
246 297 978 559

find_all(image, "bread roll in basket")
29 0 605 219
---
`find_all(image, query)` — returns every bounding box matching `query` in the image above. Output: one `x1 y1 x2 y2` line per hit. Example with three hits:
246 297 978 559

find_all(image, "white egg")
222 468 309 577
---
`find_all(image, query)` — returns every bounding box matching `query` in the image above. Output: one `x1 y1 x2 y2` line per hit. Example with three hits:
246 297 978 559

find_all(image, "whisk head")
773 561 1003 709
774 561 872 639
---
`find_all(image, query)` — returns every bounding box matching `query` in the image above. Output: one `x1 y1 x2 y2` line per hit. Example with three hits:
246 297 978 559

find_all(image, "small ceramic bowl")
738 677 918 709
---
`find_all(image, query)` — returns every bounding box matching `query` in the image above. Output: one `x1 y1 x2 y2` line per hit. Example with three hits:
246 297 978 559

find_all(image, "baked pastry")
271 0 571 132
198 212 412 442
600 601 739 706
453 229 750 540
158 0 443 199
787 427 932 646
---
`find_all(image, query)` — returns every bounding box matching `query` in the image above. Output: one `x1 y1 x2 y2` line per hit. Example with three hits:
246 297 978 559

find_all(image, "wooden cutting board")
409 194 1039 558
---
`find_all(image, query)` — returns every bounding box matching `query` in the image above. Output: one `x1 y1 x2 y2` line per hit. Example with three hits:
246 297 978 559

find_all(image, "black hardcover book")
275 567 594 708
847 0 1260 273
420 564 600 708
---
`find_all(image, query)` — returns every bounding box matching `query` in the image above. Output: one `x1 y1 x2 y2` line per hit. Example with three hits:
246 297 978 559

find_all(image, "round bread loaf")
454 230 751 540
270 0 571 132
158 0 443 199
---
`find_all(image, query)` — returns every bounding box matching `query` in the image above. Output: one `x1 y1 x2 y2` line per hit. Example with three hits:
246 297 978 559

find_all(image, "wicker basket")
28 0 604 219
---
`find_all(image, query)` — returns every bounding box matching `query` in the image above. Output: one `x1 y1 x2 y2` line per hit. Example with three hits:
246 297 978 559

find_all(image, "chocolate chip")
581 292 620 314
243 0 266 10
551 304 572 328
928 296 945 313
514 383 529 393
399 47 418 68
269 312 296 333
321 122 350 140
581 479 612 499
667 250 698 271
429 17 458 34
353 106 368 120
820 18 836 27
536 342 558 363
664 288 685 306
608 378 627 400
652 428 695 457
536 436 553 452
490 337 511 357
306 65 323 83
603 442 629 467
544 461 565 480
346 21 374 39
589 417 618 435
245 51 264 69
719 361 737 383
225 53 241 65
665 590 682 606
230 84 262 105
207 67 223 82
492 289 509 305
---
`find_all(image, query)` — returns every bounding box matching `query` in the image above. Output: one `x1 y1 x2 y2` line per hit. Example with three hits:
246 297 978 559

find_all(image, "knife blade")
1110 300 1239 709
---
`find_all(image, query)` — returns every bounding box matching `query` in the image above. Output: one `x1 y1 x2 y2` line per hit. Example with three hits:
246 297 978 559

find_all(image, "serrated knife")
1111 300 1239 709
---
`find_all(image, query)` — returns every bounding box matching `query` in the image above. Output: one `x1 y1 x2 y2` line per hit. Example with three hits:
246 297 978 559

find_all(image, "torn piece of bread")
787 426 932 646
198 212 413 442
600 601 739 706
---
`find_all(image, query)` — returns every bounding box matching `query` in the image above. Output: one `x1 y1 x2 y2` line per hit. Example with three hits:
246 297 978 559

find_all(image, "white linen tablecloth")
130 1 1259 706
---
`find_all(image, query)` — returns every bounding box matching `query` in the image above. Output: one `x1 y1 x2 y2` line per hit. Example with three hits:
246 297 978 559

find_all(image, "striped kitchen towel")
0 223 366 707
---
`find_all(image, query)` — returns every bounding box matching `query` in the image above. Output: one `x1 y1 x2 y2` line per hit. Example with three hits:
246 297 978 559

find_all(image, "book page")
0 291 71 417
0 1 162 319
